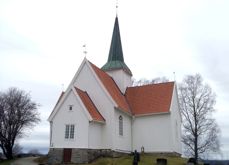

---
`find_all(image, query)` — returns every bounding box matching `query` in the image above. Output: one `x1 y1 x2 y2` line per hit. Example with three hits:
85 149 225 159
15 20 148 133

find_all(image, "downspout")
88 121 90 149
50 121 53 147
112 108 115 151
131 116 134 152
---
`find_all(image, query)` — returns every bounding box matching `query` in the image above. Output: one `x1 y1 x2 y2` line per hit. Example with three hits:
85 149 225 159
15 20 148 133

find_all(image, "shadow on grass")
0 159 15 165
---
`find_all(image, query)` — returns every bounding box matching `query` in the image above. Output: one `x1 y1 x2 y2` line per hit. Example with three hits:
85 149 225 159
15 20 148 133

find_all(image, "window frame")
119 115 123 136
70 124 75 139
65 124 75 140
69 105 73 111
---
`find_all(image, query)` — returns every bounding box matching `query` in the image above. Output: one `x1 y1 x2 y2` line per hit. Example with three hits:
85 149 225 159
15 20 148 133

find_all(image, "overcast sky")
1 0 229 159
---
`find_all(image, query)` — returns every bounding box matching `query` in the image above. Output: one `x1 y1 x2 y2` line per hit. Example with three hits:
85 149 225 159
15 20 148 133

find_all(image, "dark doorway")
63 148 72 163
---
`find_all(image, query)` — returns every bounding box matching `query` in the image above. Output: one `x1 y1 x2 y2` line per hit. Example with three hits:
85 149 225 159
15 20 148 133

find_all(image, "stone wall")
47 148 124 164
48 148 179 164
71 149 105 163
71 149 130 163
47 148 63 164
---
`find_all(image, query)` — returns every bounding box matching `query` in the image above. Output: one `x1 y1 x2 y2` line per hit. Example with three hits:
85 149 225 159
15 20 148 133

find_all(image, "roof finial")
83 44 87 57
116 0 118 16
61 83 64 92
173 72 176 81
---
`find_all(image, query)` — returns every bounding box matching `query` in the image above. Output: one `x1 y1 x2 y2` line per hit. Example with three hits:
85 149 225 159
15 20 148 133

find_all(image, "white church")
48 16 182 164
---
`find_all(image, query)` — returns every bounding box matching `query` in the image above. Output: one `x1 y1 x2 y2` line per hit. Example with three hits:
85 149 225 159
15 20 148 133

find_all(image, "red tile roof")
75 87 105 122
125 82 174 116
89 62 131 114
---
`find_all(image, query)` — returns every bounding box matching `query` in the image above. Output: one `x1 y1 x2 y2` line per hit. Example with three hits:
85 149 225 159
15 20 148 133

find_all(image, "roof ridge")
129 81 175 89
89 61 132 114
124 92 133 115
49 91 65 119
109 76 132 113
125 81 174 115
89 61 113 79
77 87 106 122
75 86 84 92
75 86 105 122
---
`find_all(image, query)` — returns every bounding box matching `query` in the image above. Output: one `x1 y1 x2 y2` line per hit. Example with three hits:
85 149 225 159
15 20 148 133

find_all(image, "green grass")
34 156 48 164
0 159 15 165
78 155 188 165
36 154 192 165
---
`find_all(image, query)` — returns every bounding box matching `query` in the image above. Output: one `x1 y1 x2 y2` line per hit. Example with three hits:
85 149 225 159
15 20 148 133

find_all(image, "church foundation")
47 148 129 164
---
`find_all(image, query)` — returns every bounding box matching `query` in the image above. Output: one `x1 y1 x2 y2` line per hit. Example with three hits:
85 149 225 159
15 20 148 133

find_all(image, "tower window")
69 105 73 111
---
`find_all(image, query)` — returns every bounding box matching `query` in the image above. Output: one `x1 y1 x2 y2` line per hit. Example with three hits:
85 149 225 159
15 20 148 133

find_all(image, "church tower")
102 17 132 93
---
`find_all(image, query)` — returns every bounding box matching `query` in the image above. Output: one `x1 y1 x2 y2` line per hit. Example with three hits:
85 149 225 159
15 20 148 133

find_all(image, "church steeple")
102 17 132 76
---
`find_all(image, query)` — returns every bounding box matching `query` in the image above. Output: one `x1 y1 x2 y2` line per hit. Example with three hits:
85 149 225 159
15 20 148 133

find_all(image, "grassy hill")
35 154 191 165
0 159 15 165
78 155 188 165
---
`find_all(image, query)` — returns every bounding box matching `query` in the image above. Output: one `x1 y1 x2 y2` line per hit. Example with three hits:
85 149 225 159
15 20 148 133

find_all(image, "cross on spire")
116 0 118 16
83 44 87 57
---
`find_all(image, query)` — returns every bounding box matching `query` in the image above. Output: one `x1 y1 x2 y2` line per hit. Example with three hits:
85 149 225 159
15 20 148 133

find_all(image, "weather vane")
61 84 64 92
116 0 118 16
83 44 87 57
173 72 176 81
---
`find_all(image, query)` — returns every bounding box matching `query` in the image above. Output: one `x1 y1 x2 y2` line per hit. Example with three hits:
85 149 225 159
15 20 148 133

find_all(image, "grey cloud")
0 23 38 52
197 41 229 93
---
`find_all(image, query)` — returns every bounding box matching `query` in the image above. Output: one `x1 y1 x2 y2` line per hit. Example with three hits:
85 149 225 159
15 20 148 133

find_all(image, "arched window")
119 115 123 136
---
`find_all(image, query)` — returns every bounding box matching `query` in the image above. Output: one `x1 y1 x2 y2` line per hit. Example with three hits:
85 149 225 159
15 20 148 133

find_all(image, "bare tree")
12 143 23 157
178 74 220 164
0 87 40 159
133 77 169 86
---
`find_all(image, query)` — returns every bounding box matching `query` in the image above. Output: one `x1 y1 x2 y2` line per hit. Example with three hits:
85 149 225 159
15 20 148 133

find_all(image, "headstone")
141 146 145 154
156 158 167 165
187 158 196 165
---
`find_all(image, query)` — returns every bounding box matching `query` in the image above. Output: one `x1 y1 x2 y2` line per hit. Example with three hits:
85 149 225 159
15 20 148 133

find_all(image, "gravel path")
11 157 39 165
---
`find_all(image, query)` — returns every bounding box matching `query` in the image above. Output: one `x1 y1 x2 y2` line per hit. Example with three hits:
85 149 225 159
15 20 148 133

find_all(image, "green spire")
102 17 132 76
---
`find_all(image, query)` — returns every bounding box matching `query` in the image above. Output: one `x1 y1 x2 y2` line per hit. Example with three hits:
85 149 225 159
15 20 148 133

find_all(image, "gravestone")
156 158 167 165
187 158 196 165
